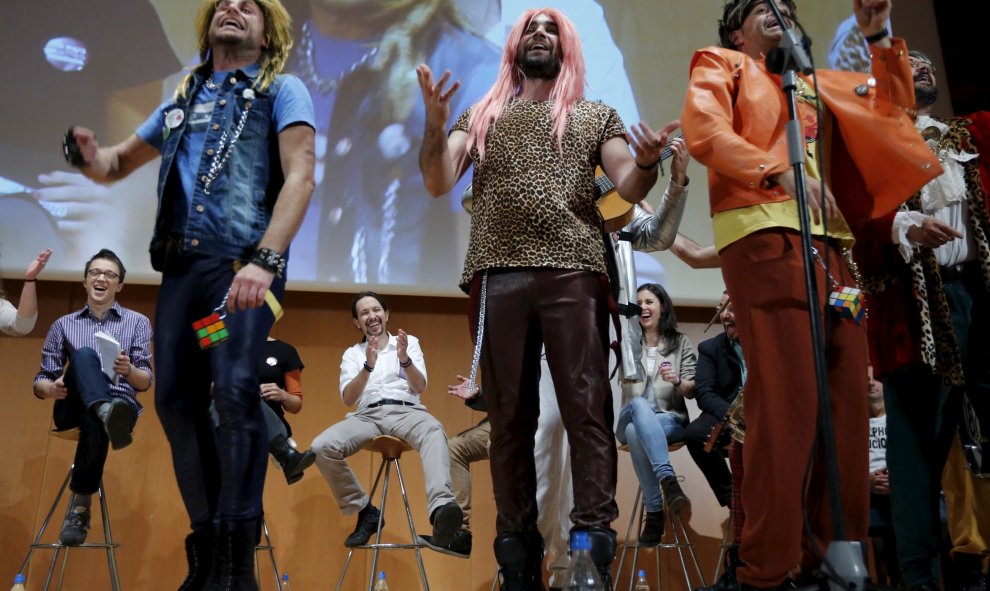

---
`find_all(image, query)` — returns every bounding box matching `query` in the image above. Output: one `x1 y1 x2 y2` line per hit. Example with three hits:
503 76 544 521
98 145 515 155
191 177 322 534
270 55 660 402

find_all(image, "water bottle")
10 574 26 591
281 573 291 591
563 531 603 590
634 569 650 591
373 570 389 591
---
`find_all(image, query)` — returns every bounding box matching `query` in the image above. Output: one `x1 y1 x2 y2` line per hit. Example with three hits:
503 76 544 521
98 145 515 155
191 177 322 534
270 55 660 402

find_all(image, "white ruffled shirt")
893 115 979 265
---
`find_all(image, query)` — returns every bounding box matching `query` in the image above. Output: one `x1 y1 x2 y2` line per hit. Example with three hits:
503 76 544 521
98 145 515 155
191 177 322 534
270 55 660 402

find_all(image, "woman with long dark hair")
616 282 697 544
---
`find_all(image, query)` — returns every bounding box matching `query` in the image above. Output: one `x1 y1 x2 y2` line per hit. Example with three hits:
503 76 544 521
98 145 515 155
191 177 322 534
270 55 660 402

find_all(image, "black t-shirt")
259 339 304 437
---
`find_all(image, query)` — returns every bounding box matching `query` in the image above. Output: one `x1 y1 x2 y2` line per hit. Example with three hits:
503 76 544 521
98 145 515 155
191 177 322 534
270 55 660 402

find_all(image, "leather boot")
494 531 545 591
269 434 316 485
580 526 617 591
638 510 665 546
204 520 261 591
178 528 214 591
696 543 741 591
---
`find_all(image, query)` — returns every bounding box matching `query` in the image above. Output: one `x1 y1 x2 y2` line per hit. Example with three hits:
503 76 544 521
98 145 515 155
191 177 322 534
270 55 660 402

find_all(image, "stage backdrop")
0 0 947 304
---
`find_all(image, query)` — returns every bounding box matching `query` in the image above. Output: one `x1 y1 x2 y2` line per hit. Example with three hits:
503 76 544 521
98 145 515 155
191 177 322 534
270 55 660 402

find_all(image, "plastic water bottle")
10 574 26 591
281 573 291 591
634 569 650 591
563 531 603 590
373 571 389 591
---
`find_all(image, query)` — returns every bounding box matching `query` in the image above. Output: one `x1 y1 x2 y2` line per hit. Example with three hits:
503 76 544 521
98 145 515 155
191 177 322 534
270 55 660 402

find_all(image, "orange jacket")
682 39 942 226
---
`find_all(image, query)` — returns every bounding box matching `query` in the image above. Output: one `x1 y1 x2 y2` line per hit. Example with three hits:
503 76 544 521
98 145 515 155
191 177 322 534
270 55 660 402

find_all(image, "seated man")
32 248 152 545
312 291 461 547
683 291 739 508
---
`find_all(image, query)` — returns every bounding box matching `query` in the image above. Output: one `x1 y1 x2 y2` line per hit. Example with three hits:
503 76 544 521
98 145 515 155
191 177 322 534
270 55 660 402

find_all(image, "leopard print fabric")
452 99 626 288
894 116 990 386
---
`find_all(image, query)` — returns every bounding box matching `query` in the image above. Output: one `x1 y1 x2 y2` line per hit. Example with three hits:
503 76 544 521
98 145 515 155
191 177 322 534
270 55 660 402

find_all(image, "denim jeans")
616 397 686 512
153 253 284 530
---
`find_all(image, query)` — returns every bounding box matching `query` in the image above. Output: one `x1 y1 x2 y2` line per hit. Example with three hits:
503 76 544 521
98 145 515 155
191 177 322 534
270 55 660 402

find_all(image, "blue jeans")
616 397 685 512
153 253 284 530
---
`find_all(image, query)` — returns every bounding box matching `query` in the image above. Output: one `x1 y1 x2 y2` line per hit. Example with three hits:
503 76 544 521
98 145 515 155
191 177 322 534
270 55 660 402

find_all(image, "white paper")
93 331 121 386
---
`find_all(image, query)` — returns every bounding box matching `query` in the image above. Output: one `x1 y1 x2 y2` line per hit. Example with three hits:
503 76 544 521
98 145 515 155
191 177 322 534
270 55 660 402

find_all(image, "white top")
0 297 36 336
339 332 428 409
868 415 887 474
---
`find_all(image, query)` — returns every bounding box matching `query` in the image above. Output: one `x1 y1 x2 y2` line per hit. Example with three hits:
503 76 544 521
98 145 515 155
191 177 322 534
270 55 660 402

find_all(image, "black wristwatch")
250 247 286 278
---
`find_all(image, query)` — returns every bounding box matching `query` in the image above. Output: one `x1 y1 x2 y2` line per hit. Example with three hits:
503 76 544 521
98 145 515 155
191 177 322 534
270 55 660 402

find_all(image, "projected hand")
34 170 112 256
416 65 460 129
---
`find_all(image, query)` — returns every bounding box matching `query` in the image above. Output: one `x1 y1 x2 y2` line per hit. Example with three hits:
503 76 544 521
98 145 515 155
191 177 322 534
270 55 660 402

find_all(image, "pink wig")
466 8 586 160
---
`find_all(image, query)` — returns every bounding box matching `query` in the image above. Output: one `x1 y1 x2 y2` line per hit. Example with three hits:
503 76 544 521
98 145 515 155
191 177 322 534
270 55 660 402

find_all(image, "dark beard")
915 85 938 110
517 52 561 80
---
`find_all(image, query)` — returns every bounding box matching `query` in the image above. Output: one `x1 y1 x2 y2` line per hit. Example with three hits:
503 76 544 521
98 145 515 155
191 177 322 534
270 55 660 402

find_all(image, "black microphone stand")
762 3 868 591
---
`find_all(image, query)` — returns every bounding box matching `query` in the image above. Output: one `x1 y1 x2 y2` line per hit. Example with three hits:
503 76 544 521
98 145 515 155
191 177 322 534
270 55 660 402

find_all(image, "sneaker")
59 505 91 546
430 502 463 548
344 504 382 547
661 476 691 515
638 510 665 545
101 398 136 450
418 529 472 558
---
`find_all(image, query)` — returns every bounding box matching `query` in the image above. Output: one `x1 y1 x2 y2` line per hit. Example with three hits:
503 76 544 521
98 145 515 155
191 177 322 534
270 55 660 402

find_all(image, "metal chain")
203 105 251 195
467 271 488 393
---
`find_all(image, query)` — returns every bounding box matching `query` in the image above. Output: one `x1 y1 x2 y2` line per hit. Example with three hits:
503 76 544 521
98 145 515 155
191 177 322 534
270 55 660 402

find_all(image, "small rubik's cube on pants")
193 312 229 349
828 286 864 325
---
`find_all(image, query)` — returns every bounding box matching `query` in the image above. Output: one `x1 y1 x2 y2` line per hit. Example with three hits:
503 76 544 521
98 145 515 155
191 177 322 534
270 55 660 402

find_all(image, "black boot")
494 531 545 591
695 544 741 591
204 520 260 591
269 434 316 485
953 552 988 591
638 511 665 546
178 528 214 591
581 526 617 591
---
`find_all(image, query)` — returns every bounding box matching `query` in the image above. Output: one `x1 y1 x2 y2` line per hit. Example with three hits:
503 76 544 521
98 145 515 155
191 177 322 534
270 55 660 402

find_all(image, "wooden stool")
615 442 705 591
334 435 431 591
17 428 122 591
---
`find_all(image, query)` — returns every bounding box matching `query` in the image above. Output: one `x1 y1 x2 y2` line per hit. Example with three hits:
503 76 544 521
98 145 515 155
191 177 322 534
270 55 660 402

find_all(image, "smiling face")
209 0 267 52
909 53 939 110
731 0 794 59
83 258 123 308
515 12 561 79
719 294 737 341
637 288 664 333
353 295 389 340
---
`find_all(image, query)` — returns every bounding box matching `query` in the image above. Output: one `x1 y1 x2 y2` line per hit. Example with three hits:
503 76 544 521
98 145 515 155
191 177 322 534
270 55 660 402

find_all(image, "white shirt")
868 415 887 474
339 332 427 409
0 297 36 336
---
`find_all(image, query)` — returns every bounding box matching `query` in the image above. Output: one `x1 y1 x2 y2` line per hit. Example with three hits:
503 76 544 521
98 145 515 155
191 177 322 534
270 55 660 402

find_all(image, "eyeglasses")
908 59 936 75
86 269 119 281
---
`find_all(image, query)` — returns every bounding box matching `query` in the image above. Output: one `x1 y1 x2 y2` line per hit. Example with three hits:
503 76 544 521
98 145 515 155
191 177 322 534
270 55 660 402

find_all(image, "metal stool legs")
615 482 705 591
255 517 283 591
18 465 122 591
334 454 431 591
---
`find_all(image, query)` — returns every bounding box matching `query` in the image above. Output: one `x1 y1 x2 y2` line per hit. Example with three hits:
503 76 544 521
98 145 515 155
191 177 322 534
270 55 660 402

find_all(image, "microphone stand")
763 3 868 591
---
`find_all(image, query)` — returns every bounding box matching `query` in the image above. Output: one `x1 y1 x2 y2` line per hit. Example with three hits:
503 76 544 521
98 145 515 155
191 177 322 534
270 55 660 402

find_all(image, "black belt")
366 399 416 409
939 260 981 283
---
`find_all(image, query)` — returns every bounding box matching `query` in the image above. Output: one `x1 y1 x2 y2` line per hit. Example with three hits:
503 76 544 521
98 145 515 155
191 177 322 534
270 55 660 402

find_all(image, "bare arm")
14 249 52 328
397 330 427 395
69 128 159 183
342 371 370 407
228 123 315 312
416 65 471 197
601 120 680 204
671 234 721 269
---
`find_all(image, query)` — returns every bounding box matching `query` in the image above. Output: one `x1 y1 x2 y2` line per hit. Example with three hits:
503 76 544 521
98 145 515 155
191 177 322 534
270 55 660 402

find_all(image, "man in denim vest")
62 1 314 588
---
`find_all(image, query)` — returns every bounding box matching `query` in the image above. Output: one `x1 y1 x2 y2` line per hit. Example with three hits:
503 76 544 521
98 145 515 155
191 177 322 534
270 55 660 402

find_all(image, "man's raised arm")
65 128 158 183
416 65 471 197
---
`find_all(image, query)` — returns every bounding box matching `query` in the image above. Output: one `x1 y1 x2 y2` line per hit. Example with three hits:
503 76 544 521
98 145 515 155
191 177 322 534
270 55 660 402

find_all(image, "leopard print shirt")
452 99 626 288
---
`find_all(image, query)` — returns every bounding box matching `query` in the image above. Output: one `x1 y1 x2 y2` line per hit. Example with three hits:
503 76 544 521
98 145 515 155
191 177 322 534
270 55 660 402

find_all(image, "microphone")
763 0 813 75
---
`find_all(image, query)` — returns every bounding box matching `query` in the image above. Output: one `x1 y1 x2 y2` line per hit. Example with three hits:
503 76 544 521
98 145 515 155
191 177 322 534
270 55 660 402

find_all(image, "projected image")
0 0 180 269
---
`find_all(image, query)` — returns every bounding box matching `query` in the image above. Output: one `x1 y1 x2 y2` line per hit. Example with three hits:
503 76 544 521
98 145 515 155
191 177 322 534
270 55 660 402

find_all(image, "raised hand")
668 137 690 186
67 127 100 168
416 65 460 129
25 249 52 280
366 335 379 368
396 329 409 364
627 119 680 170
853 0 892 37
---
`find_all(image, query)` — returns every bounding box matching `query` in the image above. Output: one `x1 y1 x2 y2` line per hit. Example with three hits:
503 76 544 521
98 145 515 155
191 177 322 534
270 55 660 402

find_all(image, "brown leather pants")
470 268 619 534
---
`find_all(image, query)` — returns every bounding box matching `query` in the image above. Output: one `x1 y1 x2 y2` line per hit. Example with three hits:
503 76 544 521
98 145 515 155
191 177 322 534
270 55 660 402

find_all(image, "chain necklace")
297 20 379 95
204 76 220 91
203 99 252 195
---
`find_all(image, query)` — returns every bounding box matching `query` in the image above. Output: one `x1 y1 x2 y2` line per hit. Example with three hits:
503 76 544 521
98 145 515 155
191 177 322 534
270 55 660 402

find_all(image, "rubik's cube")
828 287 864 325
193 313 229 349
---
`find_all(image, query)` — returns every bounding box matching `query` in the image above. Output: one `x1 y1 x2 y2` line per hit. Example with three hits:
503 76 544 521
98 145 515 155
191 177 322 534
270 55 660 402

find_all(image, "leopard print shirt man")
452 99 626 289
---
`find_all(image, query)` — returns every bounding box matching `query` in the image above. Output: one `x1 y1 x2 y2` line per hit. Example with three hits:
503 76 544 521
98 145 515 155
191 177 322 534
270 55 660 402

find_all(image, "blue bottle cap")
570 531 592 551
282 573 289 582
638 569 646 577
378 571 386 580
14 574 26 583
